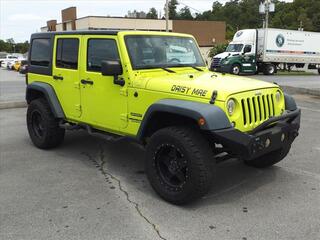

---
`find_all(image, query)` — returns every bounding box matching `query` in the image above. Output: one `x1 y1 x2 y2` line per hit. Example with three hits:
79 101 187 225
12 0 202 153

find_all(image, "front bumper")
210 109 301 160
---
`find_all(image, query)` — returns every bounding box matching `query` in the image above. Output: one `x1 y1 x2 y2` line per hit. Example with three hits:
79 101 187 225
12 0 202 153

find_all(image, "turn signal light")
198 117 206 126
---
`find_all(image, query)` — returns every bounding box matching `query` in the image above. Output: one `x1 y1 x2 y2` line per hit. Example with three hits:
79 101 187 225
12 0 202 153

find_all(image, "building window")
30 38 51 67
56 38 79 69
87 39 120 72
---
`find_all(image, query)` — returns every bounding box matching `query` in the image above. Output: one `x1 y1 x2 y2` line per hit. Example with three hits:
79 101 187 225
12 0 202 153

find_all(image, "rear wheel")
145 126 214 205
244 144 291 168
230 64 241 75
263 64 276 75
27 98 65 149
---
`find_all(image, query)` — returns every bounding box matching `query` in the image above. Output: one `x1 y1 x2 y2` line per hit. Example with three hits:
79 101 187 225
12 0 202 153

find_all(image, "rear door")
52 36 81 119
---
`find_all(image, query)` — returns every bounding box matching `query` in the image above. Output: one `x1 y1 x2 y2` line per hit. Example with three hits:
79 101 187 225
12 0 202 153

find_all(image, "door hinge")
120 88 128 96
120 113 128 122
75 104 82 112
74 82 80 89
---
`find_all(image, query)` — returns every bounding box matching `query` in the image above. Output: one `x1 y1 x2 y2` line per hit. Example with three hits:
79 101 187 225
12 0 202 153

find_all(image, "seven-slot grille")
240 94 275 127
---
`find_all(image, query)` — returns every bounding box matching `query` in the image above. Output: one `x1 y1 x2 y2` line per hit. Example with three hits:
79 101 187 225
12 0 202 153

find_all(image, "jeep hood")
134 71 278 101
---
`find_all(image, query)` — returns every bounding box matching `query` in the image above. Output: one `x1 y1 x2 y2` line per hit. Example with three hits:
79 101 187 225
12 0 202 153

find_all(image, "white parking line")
299 106 320 113
282 166 320 181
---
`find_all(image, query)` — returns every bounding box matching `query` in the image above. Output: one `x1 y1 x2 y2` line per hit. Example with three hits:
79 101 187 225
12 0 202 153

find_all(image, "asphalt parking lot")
1 96 320 239
0 69 25 103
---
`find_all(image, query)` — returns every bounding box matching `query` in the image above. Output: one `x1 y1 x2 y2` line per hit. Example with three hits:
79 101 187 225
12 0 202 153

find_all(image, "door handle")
81 79 94 85
53 75 64 80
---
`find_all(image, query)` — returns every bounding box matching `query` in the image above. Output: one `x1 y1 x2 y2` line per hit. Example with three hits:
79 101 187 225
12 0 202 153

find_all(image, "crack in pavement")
82 146 167 240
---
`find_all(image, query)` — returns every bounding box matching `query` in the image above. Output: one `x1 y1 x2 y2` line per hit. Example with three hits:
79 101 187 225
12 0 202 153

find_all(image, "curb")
0 101 27 110
281 85 320 97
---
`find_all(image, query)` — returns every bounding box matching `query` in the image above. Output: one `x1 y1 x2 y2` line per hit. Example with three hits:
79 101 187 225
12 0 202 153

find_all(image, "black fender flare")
136 99 231 140
284 93 297 111
26 82 65 118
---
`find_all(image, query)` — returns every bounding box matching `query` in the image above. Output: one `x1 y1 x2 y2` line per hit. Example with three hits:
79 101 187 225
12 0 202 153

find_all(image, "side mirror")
101 60 123 76
101 60 125 86
243 46 251 54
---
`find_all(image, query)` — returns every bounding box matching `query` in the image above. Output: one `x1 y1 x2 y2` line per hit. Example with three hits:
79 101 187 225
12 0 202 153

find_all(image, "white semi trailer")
211 28 320 75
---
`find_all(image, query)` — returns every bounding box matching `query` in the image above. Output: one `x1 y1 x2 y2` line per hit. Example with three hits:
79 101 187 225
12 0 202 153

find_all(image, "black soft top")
30 30 120 39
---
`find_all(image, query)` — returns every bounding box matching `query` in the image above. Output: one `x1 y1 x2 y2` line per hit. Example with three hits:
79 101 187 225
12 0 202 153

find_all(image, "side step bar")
59 121 123 142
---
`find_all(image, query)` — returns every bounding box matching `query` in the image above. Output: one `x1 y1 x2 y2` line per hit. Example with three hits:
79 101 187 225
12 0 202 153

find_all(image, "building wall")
66 22 73 31
56 23 63 31
173 20 226 46
47 20 57 31
61 7 77 30
75 17 173 31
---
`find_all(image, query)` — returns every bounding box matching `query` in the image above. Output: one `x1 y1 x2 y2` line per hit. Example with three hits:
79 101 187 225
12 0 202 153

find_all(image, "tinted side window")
30 38 51 67
87 39 119 72
56 38 79 69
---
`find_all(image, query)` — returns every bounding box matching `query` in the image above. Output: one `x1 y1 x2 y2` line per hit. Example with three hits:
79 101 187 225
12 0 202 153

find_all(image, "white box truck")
211 28 320 75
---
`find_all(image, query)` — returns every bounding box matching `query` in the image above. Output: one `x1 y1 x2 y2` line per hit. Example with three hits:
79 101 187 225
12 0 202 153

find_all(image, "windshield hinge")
209 90 218 104
120 88 128 96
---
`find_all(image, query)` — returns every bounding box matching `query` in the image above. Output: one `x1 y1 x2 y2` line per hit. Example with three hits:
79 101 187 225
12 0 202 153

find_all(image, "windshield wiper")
189 66 204 72
161 67 176 73
164 64 204 72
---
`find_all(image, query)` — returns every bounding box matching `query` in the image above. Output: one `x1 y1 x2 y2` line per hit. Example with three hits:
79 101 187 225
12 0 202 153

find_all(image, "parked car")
1 56 18 68
13 60 21 71
26 30 301 204
2 53 26 69
19 60 28 74
0 52 8 64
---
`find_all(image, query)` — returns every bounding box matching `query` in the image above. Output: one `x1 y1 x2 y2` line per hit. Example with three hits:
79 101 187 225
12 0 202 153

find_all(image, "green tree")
178 6 193 20
0 39 29 53
146 7 158 19
208 43 229 58
164 0 179 20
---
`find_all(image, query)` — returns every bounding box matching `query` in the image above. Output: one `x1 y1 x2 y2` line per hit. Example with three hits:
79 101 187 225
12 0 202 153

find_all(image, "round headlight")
275 91 281 102
227 99 236 115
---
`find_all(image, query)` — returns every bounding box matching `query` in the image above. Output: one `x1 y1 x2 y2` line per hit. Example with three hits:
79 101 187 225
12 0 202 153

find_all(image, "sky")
0 0 293 42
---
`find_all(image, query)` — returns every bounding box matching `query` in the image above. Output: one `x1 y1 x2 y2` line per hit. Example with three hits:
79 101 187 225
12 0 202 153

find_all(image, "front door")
241 45 257 73
52 36 81 119
79 36 127 133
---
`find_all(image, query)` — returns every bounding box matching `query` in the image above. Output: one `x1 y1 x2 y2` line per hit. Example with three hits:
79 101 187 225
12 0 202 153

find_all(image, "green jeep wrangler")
26 31 301 204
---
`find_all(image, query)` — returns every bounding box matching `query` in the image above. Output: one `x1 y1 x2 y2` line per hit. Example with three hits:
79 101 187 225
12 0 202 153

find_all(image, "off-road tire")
145 126 214 205
263 64 276 75
244 144 291 168
27 98 65 149
230 64 241 75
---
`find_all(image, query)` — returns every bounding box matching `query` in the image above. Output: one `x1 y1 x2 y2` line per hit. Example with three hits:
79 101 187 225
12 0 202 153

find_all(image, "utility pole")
260 0 274 61
263 0 270 61
165 0 169 32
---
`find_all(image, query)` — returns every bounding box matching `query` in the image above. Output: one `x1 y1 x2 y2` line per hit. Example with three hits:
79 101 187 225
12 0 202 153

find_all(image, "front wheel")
318 69 320 75
244 145 291 168
27 98 65 149
145 126 214 205
230 64 241 75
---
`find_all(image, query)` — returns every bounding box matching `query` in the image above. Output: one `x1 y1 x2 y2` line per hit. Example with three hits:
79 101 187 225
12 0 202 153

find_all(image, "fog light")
231 121 236 127
265 138 271 148
281 133 285 142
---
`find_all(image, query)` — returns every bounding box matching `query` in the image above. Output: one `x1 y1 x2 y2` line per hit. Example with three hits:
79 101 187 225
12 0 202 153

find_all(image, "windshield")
125 35 205 70
226 44 244 53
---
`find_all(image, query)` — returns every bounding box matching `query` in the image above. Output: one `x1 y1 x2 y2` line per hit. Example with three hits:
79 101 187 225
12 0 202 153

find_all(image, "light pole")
165 0 169 32
260 0 275 61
